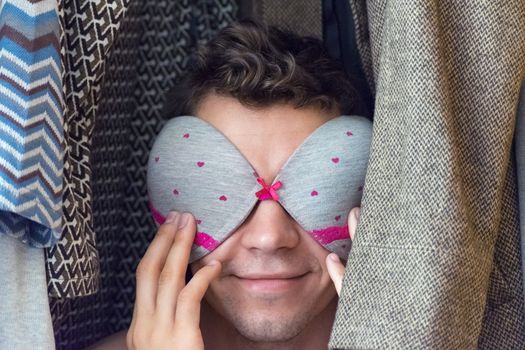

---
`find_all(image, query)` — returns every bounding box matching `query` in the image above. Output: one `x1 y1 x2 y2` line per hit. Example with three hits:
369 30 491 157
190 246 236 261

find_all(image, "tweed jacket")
329 1 525 349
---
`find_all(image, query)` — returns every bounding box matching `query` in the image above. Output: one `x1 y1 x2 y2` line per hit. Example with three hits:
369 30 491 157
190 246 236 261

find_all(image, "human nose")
239 200 301 253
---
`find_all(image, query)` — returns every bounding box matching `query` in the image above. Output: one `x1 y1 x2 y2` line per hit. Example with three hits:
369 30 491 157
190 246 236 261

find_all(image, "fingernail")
329 253 340 262
165 211 178 224
178 213 190 228
355 208 361 220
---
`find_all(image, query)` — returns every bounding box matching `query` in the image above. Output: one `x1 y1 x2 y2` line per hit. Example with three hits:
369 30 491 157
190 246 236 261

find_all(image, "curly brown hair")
163 20 358 117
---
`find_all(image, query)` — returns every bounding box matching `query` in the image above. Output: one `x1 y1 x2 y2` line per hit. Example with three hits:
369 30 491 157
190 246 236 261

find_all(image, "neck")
200 298 337 350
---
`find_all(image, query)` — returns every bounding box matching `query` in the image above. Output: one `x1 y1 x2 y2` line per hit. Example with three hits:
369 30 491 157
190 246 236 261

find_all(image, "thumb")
348 207 361 241
326 253 345 296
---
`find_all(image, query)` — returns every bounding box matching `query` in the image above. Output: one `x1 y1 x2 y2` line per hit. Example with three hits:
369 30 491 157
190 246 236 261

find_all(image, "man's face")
190 93 340 342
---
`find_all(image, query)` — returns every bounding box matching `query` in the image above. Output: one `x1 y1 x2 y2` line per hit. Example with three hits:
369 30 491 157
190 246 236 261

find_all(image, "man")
89 20 365 350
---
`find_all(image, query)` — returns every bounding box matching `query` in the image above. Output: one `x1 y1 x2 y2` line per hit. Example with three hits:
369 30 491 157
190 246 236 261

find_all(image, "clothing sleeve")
0 233 55 350
0 0 64 247
45 0 130 299
328 1 525 349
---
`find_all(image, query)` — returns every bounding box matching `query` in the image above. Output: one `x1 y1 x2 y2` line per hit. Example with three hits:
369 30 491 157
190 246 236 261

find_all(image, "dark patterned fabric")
46 0 131 298
329 0 525 349
50 1 237 348
49 3 139 347
252 0 322 39
118 0 237 335
322 0 374 118
516 82 525 319
344 0 374 97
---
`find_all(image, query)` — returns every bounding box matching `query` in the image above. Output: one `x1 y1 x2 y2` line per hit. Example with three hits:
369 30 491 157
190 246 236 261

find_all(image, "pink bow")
255 177 282 201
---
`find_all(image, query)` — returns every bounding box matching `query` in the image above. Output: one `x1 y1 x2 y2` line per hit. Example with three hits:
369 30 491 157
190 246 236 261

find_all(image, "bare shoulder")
85 330 127 350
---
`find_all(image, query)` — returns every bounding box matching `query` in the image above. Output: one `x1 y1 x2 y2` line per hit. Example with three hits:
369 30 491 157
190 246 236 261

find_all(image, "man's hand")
326 207 361 296
127 211 221 350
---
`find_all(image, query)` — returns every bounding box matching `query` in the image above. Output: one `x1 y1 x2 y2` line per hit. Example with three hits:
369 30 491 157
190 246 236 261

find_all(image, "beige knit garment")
329 1 525 349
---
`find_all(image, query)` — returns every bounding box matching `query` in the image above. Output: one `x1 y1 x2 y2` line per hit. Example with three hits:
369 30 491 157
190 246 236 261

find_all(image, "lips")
236 272 307 280
234 272 309 293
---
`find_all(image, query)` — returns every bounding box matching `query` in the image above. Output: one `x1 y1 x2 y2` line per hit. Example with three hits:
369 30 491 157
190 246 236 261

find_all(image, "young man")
90 20 364 350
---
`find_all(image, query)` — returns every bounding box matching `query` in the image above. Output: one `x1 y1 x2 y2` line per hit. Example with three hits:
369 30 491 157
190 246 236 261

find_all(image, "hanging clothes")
329 1 525 349
49 2 137 346
248 0 322 39
322 0 374 119
0 1 62 348
0 234 55 350
49 1 238 348
0 1 64 245
515 81 525 317
45 0 132 299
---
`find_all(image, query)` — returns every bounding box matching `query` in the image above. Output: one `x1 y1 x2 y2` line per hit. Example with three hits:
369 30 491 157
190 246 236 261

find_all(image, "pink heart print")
183 133 190 138
173 189 179 195
331 157 339 163
311 190 318 196
197 161 205 167
219 195 228 201
346 131 353 136
335 215 341 221
154 156 159 162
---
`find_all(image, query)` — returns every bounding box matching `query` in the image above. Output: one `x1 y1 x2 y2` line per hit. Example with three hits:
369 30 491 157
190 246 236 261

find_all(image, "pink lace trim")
309 225 349 245
148 201 219 251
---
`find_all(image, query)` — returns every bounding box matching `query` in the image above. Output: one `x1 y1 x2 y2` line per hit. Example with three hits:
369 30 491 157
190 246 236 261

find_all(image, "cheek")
302 236 333 273
302 241 339 294
190 233 243 273
196 230 338 302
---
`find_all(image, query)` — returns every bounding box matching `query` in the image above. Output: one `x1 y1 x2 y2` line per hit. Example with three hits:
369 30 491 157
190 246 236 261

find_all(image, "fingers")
127 299 138 347
348 207 361 240
129 210 214 349
155 212 197 326
326 253 345 296
134 211 183 318
326 207 361 296
174 260 222 329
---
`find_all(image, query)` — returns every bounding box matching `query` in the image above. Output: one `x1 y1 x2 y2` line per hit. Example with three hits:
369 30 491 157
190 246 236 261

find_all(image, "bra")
147 115 372 262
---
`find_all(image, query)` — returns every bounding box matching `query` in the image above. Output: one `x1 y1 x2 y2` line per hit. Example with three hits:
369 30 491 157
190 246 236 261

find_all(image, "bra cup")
147 116 261 262
275 115 373 259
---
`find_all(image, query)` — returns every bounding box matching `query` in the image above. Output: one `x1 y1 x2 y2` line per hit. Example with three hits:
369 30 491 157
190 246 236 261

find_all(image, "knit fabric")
329 1 525 349
0 234 55 349
0 1 64 246
515 81 525 331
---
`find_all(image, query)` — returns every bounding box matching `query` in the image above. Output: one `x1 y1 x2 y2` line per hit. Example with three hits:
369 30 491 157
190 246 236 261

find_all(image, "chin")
203 269 338 343
228 307 312 342
211 291 321 343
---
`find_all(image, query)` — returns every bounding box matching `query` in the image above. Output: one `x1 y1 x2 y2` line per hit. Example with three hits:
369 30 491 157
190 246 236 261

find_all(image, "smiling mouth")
235 272 308 279
233 273 309 293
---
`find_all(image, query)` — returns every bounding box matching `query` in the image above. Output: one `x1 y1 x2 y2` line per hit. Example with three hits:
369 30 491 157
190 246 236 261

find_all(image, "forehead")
194 93 339 184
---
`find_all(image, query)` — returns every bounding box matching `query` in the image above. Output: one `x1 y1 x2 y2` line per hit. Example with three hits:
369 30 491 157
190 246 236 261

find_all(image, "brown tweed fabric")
329 1 525 349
